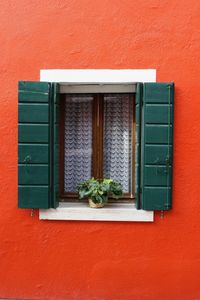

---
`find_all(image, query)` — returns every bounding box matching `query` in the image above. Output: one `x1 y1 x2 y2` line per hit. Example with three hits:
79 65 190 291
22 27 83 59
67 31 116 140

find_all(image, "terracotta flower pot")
88 199 105 208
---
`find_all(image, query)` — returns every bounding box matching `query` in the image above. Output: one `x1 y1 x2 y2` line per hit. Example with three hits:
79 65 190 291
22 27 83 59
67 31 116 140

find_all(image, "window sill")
39 202 154 222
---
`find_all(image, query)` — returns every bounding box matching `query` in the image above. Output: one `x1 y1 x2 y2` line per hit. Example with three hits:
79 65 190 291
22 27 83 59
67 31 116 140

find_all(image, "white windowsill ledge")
39 202 154 222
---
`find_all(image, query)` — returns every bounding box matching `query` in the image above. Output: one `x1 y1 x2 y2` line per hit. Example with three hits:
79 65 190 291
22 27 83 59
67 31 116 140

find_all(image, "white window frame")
39 69 156 222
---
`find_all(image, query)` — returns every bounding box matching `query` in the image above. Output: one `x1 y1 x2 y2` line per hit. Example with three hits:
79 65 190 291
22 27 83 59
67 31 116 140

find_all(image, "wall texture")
0 1 200 299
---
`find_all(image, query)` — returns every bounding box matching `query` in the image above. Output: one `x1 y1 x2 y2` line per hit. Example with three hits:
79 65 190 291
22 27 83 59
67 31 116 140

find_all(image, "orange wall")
0 1 200 299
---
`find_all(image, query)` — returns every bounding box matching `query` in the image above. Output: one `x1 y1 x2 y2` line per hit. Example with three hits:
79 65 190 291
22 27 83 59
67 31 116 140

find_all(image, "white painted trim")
40 69 156 83
40 69 156 222
39 202 154 222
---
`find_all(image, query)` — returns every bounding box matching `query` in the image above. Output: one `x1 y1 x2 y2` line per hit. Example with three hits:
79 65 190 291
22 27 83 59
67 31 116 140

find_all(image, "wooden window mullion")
92 94 104 179
92 94 98 179
98 94 104 179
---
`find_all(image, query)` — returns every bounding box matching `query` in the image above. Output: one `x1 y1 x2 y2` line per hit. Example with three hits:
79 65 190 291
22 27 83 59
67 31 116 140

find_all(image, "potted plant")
77 178 123 208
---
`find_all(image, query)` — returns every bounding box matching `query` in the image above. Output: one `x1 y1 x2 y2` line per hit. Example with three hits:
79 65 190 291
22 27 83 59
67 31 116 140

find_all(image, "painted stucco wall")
0 1 200 299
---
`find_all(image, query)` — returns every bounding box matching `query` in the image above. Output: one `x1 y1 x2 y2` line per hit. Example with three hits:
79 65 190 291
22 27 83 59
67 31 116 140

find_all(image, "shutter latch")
24 155 31 169
165 157 170 174
24 155 31 163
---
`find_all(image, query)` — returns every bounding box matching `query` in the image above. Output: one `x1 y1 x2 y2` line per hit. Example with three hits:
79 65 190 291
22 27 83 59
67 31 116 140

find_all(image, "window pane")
103 94 133 194
64 95 93 193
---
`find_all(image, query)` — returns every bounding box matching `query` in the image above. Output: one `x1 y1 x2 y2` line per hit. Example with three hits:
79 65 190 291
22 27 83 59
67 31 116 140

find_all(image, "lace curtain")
64 95 93 192
103 95 133 193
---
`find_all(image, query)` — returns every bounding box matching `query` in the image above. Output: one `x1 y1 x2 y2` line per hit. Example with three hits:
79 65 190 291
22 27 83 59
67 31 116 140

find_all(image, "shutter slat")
141 82 174 211
145 125 173 144
143 187 172 210
18 104 49 123
18 165 49 185
145 105 173 124
18 144 49 164
18 186 49 209
144 166 172 186
145 145 172 165
18 124 49 143
19 91 49 103
19 81 49 93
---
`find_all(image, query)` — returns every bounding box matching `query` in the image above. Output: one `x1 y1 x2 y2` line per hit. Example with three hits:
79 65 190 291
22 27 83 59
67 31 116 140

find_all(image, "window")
60 93 135 201
18 69 174 221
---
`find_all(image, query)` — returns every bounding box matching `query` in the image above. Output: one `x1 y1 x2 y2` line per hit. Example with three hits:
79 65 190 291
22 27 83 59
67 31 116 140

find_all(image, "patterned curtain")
103 94 133 193
64 95 93 192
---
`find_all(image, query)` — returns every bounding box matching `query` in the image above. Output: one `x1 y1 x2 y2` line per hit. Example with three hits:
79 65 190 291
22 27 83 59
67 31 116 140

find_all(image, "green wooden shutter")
135 83 143 209
18 81 59 209
140 82 174 210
